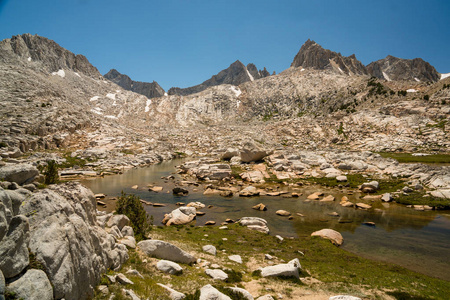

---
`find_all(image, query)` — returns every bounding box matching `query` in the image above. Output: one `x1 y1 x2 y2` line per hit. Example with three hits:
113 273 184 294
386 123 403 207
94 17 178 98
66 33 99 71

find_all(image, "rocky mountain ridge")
168 60 271 96
367 55 440 82
104 69 165 99
291 39 441 82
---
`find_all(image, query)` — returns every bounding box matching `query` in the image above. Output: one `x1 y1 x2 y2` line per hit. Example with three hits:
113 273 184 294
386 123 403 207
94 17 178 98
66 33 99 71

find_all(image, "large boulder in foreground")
19 182 129 299
240 142 273 163
0 164 39 185
6 269 53 300
311 229 343 246
137 240 196 265
162 206 196 226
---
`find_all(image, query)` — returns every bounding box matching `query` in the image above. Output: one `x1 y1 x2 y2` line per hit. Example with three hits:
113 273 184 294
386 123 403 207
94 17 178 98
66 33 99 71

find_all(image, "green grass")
395 192 450 209
377 152 450 164
93 224 450 300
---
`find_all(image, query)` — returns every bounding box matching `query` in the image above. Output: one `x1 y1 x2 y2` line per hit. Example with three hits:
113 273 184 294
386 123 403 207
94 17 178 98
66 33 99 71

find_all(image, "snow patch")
90 108 103 115
230 86 242 97
27 57 31 62
338 67 344 74
89 96 100 101
51 69 65 78
145 99 152 112
106 93 116 100
74 72 81 78
105 115 117 119
414 77 420 82
164 92 168 97
245 67 254 81
382 72 391 81
441 73 450 80
407 89 417 93
237 100 241 108
301 68 305 72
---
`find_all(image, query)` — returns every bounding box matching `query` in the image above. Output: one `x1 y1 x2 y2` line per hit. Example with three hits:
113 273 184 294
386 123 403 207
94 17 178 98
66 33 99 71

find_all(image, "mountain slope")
104 69 165 99
291 39 368 75
367 55 440 82
168 60 271 96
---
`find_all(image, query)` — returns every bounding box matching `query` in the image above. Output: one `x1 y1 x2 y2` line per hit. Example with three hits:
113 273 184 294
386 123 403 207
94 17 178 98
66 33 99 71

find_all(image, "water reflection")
81 159 450 281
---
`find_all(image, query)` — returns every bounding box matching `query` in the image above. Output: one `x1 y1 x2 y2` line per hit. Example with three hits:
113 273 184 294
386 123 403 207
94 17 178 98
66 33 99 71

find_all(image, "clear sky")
1 0 449 90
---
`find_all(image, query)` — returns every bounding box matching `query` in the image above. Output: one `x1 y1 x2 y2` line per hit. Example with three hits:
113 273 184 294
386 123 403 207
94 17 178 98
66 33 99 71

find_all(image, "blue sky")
1 0 449 90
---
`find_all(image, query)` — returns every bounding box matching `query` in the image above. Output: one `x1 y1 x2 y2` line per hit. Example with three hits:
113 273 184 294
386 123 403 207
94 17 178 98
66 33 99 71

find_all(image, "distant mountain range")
103 38 442 99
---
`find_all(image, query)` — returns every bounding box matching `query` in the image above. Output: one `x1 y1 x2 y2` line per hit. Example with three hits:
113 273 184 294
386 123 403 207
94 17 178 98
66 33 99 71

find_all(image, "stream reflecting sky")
82 159 450 281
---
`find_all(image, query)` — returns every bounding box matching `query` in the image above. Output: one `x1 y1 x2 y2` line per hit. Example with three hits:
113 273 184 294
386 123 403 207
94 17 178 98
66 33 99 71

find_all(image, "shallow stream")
81 159 450 281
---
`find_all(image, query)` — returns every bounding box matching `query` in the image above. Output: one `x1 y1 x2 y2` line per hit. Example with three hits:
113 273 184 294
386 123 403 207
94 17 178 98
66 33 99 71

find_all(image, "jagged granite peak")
291 39 368 76
366 55 440 82
168 60 271 96
0 33 101 77
104 69 165 99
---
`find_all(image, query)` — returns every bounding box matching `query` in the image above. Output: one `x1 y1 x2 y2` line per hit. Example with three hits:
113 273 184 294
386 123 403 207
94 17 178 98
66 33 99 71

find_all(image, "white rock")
137 240 196 264
329 296 362 300
106 215 130 230
227 287 254 300
205 268 228 280
162 207 196 226
157 260 183 275
200 284 232 300
123 288 140 300
228 255 242 264
157 283 186 300
125 269 144 279
202 245 217 256
311 229 343 246
116 273 134 285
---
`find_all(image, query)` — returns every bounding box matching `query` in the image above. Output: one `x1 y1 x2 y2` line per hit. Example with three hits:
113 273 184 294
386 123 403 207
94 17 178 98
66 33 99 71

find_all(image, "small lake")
81 159 450 281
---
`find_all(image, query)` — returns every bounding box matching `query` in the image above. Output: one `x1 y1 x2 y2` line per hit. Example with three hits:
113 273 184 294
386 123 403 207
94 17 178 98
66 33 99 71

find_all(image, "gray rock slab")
137 239 196 265
6 269 53 300
157 260 183 275
0 164 39 185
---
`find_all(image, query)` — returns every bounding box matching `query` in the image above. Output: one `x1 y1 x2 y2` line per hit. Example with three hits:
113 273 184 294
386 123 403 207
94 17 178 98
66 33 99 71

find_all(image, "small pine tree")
116 192 151 241
44 160 59 184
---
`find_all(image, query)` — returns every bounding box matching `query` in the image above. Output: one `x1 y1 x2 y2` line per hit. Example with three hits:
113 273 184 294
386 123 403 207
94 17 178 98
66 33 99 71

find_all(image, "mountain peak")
1 33 101 77
168 60 272 96
291 40 368 75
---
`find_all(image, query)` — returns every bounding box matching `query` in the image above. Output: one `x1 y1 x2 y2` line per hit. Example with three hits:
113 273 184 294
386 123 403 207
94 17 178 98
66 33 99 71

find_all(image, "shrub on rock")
116 192 151 241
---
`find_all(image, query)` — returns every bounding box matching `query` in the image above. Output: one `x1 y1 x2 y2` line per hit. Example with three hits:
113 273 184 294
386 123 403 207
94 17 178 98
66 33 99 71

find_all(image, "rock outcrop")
291 39 368 75
6 269 53 300
168 60 270 96
311 229 344 246
367 55 440 82
16 182 129 299
104 69 165 98
0 163 39 185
